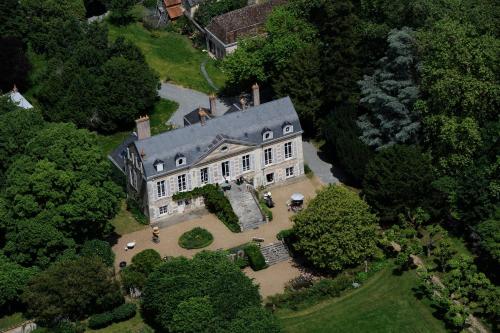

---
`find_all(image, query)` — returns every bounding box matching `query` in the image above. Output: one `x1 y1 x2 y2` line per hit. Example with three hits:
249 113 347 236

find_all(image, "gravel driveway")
303 141 340 185
158 82 230 127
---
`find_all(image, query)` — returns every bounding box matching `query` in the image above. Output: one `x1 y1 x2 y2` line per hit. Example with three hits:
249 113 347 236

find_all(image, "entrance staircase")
260 241 290 266
225 183 266 231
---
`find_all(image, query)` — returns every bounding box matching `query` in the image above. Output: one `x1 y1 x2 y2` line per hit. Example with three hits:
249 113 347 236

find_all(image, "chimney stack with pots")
198 107 208 126
252 83 260 106
209 94 219 116
135 116 151 140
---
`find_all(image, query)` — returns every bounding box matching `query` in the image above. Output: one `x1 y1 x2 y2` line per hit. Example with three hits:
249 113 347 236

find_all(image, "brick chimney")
209 94 218 116
198 107 208 125
252 83 260 106
135 116 151 140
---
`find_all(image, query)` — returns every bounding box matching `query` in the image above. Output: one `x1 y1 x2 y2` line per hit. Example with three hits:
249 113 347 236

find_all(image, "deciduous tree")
22 257 123 325
293 185 378 271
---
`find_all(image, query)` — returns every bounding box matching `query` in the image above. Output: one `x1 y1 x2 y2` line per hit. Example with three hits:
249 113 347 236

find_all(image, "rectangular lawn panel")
107 23 225 94
277 267 446 333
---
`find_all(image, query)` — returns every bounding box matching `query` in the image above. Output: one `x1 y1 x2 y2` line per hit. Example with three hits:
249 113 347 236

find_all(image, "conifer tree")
357 27 420 150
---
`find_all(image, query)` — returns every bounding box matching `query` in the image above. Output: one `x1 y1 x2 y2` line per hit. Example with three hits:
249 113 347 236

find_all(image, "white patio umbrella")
291 193 304 201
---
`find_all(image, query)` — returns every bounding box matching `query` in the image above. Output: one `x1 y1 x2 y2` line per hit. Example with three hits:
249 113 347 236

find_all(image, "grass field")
277 267 447 333
108 22 226 93
110 200 148 236
0 313 26 331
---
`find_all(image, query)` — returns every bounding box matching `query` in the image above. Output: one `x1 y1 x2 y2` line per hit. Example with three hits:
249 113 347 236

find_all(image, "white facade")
129 134 304 223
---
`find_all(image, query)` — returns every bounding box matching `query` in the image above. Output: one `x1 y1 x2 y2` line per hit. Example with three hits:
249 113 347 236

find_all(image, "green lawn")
110 200 148 236
277 267 447 333
86 312 152 333
108 22 226 93
0 313 26 331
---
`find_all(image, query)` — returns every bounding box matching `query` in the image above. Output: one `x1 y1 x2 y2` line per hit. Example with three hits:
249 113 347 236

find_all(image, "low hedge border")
244 244 267 271
88 303 137 329
173 184 240 232
265 259 389 310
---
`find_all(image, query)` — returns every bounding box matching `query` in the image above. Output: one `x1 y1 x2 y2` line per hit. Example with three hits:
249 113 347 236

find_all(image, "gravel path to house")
200 60 219 91
157 82 230 127
113 177 324 297
303 141 340 185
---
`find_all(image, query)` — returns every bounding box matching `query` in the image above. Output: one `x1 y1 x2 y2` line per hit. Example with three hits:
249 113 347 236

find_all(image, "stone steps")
260 242 290 266
225 183 266 231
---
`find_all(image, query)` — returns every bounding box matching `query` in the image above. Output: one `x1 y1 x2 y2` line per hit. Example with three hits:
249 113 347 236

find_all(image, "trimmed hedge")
244 244 267 271
173 185 240 232
259 198 273 221
178 227 214 249
88 303 137 329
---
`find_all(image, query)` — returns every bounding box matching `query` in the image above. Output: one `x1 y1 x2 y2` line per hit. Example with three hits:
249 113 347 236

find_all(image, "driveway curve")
158 82 230 127
303 141 340 185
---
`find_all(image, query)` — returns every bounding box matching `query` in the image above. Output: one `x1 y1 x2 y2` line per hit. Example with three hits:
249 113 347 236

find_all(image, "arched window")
262 128 273 141
175 153 186 167
282 122 293 135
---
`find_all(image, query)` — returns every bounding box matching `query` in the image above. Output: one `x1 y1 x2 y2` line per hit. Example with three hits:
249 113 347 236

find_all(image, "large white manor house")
118 87 305 223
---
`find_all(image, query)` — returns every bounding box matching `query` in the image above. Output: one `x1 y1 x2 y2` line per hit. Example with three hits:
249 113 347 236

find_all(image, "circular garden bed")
178 227 214 249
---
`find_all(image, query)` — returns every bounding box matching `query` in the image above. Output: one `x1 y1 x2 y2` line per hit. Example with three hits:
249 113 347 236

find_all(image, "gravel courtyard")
113 176 323 297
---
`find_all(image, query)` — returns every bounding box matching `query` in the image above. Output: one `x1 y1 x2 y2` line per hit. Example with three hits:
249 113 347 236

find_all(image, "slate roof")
9 91 33 109
205 0 287 44
108 133 138 174
134 96 302 179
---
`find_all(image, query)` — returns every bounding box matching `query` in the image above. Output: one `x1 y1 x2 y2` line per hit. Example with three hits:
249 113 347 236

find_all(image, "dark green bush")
88 303 137 329
259 198 273 221
88 312 114 329
126 198 148 225
80 239 115 267
173 185 240 232
178 227 214 249
111 303 137 322
277 229 294 241
244 244 267 271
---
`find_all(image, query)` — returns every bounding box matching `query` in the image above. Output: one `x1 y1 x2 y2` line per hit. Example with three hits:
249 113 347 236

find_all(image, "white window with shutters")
157 180 166 198
177 174 187 192
284 142 293 159
242 154 250 172
264 148 273 166
200 167 209 184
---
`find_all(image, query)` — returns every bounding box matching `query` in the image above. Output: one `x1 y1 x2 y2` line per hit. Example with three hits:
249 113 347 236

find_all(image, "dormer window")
262 128 273 141
175 153 186 167
154 159 164 172
282 122 293 135
220 145 229 153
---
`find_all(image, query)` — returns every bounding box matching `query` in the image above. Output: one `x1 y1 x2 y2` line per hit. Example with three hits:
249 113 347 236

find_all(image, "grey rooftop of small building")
134 96 301 179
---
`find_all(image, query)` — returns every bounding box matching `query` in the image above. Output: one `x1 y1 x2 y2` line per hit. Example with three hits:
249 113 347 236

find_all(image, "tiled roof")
133 97 302 179
164 0 181 6
205 0 287 44
166 5 183 19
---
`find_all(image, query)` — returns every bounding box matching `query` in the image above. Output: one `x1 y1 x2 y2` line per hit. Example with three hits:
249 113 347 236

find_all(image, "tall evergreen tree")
316 0 361 107
357 27 420 150
273 46 323 132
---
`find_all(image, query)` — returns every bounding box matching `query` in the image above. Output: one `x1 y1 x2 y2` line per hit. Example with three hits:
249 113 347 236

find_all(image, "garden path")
303 141 340 185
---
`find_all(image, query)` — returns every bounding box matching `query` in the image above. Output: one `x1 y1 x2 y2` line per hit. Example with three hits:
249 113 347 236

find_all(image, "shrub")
258 198 273 221
178 227 214 249
111 303 137 322
277 229 294 241
126 199 149 225
173 185 240 232
244 244 267 271
304 164 313 177
88 312 114 329
88 303 137 329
